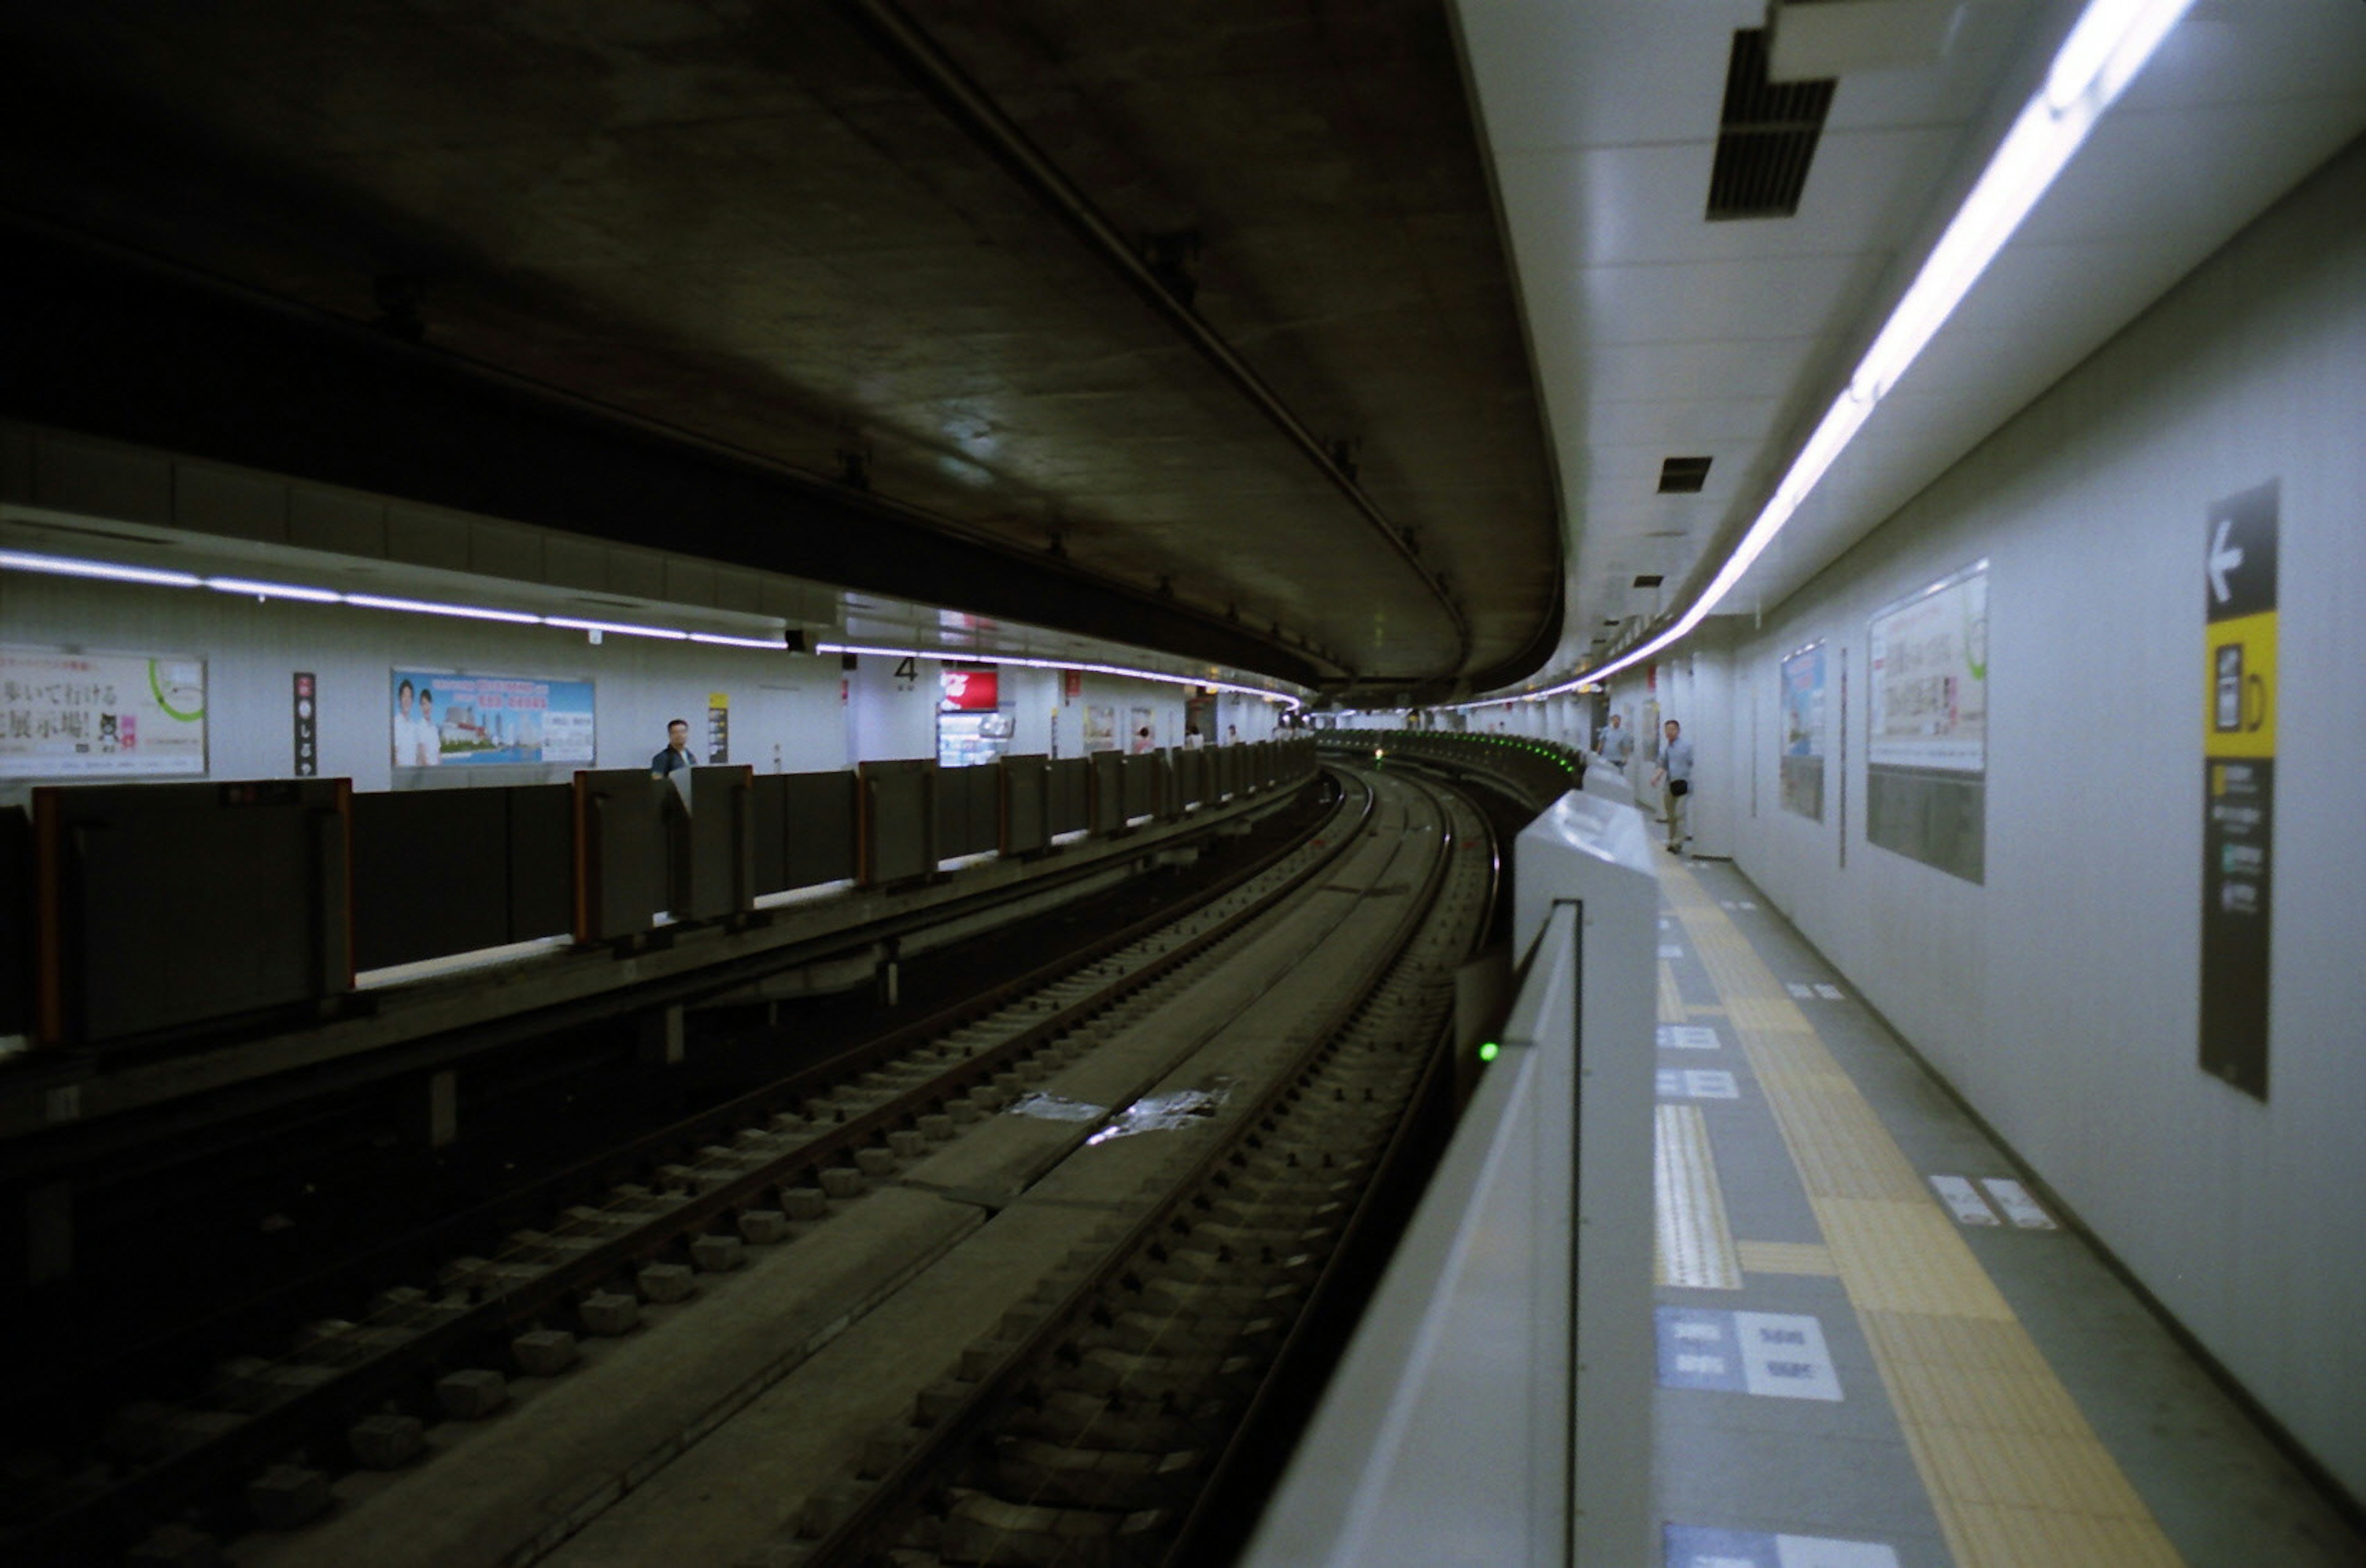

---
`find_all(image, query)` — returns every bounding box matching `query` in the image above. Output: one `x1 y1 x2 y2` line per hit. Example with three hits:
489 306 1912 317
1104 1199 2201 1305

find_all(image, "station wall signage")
2200 481 2278 1099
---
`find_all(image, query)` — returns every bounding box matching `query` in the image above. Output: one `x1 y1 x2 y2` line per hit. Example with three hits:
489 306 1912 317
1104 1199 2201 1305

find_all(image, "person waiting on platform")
1651 718 1694 854
1226 724 1240 745
1598 712 1633 768
651 717 692 778
1182 722 1205 749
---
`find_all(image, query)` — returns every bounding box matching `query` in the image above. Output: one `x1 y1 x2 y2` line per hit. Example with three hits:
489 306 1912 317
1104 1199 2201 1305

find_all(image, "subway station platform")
1649 857 2361 1568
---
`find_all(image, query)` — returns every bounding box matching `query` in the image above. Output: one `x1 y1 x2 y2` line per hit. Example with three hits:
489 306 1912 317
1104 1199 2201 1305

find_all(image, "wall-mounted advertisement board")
390 669 595 768
1864 562 1987 881
1 646 207 778
1778 641 1826 821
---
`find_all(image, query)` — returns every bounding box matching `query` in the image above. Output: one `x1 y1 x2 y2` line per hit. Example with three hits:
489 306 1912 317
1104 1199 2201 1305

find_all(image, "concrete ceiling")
0 0 1561 702
4 1 2363 704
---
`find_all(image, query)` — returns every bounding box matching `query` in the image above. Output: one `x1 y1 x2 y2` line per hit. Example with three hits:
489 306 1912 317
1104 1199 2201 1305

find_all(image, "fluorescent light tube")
1543 0 2195 702
544 616 688 641
820 640 1303 710
0 549 203 588
207 576 344 603
688 631 789 649
346 593 543 625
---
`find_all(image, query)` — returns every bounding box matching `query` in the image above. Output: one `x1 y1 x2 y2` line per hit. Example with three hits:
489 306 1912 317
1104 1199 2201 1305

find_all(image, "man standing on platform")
651 717 692 778
1598 712 1633 770
1651 718 1693 854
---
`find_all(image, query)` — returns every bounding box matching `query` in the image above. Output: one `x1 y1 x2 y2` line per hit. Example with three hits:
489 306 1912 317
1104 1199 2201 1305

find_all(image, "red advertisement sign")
941 667 999 711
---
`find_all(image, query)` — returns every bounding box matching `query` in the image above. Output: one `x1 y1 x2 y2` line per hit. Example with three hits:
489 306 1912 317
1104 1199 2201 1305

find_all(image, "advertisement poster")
1128 706 1155 754
1 647 207 778
1778 642 1826 821
390 669 594 768
1868 564 1987 772
1082 704 1117 753
941 667 999 711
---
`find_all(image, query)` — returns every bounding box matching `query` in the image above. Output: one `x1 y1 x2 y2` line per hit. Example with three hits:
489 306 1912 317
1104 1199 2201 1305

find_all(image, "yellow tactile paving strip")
1661 862 2184 1568
1655 1103 1743 1290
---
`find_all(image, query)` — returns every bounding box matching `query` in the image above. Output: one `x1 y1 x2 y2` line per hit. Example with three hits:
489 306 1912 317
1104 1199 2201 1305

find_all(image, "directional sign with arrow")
2200 481 2279 1100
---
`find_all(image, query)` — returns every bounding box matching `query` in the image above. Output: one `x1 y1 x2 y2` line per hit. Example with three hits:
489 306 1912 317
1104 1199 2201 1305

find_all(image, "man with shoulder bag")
1651 718 1694 855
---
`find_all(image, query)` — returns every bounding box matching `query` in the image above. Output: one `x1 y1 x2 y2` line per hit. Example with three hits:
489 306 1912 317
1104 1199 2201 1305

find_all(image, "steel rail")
1 782 1375 1568
799 767 1474 1566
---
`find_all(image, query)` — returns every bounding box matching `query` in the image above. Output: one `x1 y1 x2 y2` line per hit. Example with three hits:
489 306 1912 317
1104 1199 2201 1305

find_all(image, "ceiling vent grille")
1633 574 1665 589
1658 455 1714 493
1707 30 1835 220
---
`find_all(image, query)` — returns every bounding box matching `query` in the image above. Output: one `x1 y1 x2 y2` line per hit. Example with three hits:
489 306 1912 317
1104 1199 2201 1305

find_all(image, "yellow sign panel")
2202 609 2275 758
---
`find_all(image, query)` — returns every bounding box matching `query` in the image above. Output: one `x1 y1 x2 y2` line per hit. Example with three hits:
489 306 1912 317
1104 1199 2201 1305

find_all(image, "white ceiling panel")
1458 0 2366 691
1453 0 1762 153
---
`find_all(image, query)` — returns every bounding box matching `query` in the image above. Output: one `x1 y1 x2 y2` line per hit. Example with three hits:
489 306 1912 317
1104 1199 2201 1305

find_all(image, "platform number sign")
2200 481 2277 1100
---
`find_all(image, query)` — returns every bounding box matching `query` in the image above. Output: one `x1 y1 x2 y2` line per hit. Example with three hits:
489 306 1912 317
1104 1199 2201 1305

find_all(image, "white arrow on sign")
2208 516 2245 604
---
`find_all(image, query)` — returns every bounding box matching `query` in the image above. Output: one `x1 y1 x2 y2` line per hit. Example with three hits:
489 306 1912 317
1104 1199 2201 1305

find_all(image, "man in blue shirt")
1597 712 1634 768
651 718 692 778
1651 718 1694 854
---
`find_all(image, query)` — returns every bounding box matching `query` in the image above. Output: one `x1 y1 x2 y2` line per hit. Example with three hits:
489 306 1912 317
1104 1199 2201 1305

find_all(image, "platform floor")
1649 857 2362 1568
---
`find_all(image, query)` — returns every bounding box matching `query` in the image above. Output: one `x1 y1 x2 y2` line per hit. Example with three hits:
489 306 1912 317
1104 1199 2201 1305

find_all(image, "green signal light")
1478 1041 1499 1063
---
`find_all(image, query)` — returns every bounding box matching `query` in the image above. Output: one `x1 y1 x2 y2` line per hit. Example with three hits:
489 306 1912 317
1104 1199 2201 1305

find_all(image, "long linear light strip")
1 549 790 646
816 640 1304 710
1516 0 2195 704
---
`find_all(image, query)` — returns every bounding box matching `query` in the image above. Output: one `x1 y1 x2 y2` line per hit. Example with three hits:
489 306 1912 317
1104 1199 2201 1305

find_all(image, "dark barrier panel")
861 760 935 885
751 773 789 893
353 789 510 970
681 766 757 922
31 779 353 1047
1002 755 1049 856
781 770 857 890
1050 757 1091 837
1 806 33 1037
508 784 575 943
938 765 996 859
1123 751 1159 822
969 763 1002 856
933 764 971 860
1214 744 1237 802
1176 748 1205 810
573 770 674 944
1090 752 1124 835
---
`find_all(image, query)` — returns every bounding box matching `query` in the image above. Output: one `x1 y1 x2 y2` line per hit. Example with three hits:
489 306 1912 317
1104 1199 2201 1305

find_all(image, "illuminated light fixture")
3 546 799 646
347 592 543 625
815 640 1306 711
207 576 343 603
688 630 791 649
1511 0 2196 703
0 548 203 589
543 615 688 641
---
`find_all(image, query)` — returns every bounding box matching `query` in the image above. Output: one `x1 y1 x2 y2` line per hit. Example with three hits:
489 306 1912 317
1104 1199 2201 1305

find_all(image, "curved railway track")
9 765 1499 1567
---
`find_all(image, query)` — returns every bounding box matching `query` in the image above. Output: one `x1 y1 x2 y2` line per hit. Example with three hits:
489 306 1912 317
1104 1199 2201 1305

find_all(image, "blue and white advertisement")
1778 641 1826 821
390 670 595 768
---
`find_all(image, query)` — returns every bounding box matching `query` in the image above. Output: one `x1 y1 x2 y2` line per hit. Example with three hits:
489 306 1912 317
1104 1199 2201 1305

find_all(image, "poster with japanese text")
1 647 206 778
1867 565 1987 773
391 669 595 768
